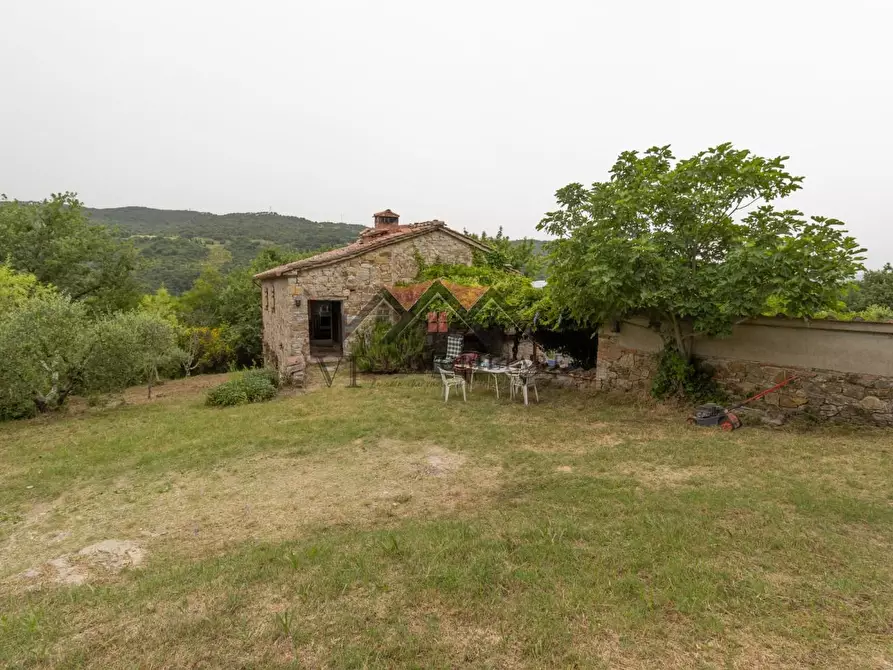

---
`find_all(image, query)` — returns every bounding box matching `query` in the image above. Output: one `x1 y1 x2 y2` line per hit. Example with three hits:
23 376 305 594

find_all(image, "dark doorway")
309 300 342 349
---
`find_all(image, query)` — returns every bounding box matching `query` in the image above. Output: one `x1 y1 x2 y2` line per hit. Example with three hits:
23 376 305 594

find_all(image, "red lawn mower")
688 374 799 431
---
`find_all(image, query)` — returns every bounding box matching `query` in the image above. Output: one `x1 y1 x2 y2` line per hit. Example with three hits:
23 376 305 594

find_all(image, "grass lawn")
1 374 892 668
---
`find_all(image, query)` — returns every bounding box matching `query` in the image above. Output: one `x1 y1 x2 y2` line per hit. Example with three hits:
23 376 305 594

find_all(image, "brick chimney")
373 209 400 231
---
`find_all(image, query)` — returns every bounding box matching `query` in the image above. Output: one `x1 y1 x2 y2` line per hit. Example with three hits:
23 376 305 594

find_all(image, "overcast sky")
2 0 891 266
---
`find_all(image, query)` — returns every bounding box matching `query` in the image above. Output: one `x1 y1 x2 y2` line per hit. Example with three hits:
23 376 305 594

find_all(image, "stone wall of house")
260 275 307 384
261 229 476 384
587 316 893 425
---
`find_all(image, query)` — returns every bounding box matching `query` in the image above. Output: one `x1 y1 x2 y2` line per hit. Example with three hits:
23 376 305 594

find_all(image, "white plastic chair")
508 359 534 372
437 366 467 402
508 362 538 405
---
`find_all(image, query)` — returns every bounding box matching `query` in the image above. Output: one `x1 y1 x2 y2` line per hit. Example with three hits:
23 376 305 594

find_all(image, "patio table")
468 365 512 398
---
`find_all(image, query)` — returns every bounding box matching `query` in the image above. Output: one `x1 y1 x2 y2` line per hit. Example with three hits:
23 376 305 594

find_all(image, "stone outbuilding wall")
588 316 893 425
705 359 893 425
259 228 478 385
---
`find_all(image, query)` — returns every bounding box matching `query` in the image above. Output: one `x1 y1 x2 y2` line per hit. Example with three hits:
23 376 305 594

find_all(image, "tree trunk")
33 395 50 414
668 313 690 360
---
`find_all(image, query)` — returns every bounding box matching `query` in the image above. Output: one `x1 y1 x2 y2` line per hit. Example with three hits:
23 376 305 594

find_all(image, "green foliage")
0 294 181 418
0 294 97 414
0 193 141 311
463 226 545 278
175 247 309 368
205 381 250 407
82 311 181 397
178 326 235 375
813 304 893 323
238 374 278 402
857 305 893 322
86 206 362 293
130 235 210 294
206 370 278 407
845 263 893 312
215 267 263 365
178 263 225 327
416 262 547 330
138 287 180 325
539 144 866 357
0 265 56 316
651 345 724 403
351 320 427 373
130 313 181 396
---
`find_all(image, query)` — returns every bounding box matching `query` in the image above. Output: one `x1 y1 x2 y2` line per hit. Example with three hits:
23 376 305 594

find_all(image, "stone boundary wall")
704 358 893 426
551 317 893 425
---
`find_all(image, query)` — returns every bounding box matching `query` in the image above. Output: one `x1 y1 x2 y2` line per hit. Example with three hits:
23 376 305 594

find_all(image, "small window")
263 287 268 311
271 286 276 313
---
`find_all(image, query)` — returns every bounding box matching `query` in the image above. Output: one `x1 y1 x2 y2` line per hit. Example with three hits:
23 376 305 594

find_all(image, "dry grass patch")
1 439 500 583
616 463 724 489
3 378 893 668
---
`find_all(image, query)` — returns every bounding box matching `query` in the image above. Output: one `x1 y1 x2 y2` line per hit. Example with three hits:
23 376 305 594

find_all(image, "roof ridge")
254 222 489 280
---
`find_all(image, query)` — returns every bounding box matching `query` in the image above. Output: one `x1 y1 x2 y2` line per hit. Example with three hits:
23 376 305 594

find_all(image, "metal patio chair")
433 334 464 371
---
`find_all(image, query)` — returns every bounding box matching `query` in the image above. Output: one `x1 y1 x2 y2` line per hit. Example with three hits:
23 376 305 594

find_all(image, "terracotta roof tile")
383 279 490 312
439 280 489 310
254 221 490 279
386 280 436 310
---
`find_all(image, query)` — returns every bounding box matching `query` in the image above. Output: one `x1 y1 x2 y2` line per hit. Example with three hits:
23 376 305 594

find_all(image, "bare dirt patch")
122 374 231 405
1 440 500 581
16 539 144 587
416 446 466 477
63 374 232 415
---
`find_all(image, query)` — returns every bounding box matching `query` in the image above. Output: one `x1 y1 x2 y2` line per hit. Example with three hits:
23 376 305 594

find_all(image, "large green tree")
177 247 308 366
0 193 140 311
462 227 544 278
845 263 893 312
539 144 865 357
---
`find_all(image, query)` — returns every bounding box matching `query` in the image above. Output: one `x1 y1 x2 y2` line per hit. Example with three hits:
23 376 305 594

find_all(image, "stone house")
254 209 490 384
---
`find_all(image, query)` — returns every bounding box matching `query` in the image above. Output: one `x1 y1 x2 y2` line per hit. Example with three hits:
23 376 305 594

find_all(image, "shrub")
241 367 280 388
651 345 725 404
0 391 37 421
811 304 893 323
351 320 427 373
206 381 250 407
0 294 184 419
239 375 277 402
859 304 893 322
205 369 278 407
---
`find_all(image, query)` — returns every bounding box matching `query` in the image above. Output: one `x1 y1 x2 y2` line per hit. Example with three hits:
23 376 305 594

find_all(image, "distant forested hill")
86 207 364 294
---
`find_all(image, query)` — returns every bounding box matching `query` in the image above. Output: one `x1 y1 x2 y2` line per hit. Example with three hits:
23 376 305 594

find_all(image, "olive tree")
0 295 181 418
0 295 98 414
